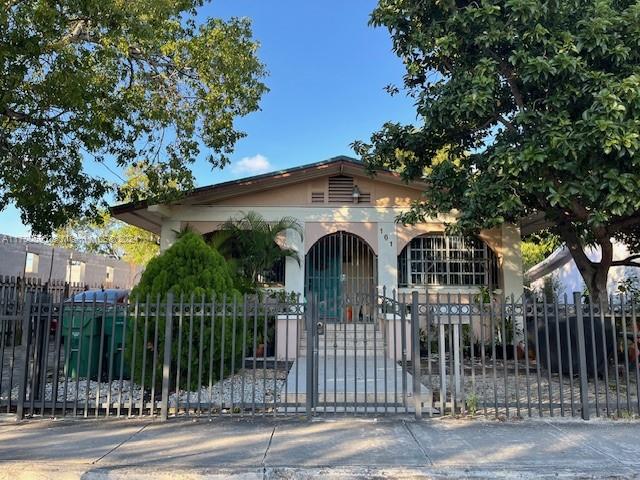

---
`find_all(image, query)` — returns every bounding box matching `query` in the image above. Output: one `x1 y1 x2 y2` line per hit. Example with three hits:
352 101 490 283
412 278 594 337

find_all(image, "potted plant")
493 316 524 360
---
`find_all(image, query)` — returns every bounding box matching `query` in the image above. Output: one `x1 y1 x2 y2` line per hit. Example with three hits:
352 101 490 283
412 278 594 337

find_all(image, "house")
111 156 525 310
526 241 637 300
0 233 140 290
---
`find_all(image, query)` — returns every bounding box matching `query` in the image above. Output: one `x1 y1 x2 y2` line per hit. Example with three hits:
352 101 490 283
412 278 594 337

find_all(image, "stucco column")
377 222 398 294
501 223 524 301
284 224 305 295
159 220 181 252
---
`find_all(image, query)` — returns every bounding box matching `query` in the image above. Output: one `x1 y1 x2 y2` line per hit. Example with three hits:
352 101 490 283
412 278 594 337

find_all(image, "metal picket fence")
1 289 638 421
421 291 640 420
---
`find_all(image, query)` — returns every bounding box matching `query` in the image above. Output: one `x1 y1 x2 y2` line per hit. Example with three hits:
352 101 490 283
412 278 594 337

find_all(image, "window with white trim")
397 235 498 288
25 252 39 274
105 266 115 284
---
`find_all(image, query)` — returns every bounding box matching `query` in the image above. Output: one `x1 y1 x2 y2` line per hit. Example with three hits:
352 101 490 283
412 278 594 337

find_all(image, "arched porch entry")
305 231 377 322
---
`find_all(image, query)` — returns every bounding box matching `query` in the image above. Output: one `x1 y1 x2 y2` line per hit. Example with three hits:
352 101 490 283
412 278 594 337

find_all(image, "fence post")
411 291 422 419
573 292 590 420
305 292 315 420
16 294 33 420
160 293 174 422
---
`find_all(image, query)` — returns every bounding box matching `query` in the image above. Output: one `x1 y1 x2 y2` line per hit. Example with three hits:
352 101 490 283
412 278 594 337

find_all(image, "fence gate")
303 290 424 416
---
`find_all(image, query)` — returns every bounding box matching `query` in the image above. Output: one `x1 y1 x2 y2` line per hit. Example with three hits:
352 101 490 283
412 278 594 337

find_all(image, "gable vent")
311 191 325 203
358 193 371 203
328 175 355 203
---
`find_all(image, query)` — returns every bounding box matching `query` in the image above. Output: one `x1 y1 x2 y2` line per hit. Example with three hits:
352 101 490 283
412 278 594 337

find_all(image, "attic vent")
358 193 371 203
311 192 325 203
328 175 354 203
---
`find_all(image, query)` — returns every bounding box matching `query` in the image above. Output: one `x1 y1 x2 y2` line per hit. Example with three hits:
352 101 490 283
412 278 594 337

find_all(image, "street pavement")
0 415 639 479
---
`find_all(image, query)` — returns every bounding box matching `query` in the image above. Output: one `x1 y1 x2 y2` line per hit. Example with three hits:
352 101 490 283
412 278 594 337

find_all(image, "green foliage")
534 274 564 302
214 211 303 291
52 211 159 266
617 275 640 302
465 393 479 416
355 0 640 300
1 1 267 236
127 232 244 390
521 232 562 271
131 232 235 302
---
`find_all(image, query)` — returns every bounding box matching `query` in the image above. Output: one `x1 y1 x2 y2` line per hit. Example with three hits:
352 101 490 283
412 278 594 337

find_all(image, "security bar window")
398 235 498 288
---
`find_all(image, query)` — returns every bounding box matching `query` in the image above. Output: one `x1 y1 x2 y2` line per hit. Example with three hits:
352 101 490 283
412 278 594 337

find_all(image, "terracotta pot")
256 343 265 357
347 306 353 323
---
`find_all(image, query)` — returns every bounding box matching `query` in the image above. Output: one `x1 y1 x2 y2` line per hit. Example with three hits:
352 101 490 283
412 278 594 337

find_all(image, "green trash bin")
61 290 131 381
61 305 102 380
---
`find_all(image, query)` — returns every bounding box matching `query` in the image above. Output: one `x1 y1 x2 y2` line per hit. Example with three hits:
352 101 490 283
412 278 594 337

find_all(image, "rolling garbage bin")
61 290 131 381
61 305 102 380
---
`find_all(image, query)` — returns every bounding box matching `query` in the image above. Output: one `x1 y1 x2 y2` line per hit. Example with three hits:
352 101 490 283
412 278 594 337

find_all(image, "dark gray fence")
1 289 638 421
422 291 639 420
0 275 98 310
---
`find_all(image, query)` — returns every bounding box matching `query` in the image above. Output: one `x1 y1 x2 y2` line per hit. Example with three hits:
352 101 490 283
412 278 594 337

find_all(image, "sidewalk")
1 414 639 479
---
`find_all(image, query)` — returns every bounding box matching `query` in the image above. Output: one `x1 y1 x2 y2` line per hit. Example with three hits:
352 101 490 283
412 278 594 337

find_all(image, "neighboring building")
527 241 637 299
0 234 141 289
111 156 525 311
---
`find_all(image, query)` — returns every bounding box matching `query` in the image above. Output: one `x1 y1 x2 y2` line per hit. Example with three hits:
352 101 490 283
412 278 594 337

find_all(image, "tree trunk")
556 223 612 305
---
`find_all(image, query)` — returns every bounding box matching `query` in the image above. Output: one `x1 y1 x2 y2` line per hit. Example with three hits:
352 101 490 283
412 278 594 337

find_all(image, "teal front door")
305 231 377 323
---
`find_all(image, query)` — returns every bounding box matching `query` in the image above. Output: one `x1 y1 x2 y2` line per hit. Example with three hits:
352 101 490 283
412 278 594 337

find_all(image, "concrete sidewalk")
0 415 639 479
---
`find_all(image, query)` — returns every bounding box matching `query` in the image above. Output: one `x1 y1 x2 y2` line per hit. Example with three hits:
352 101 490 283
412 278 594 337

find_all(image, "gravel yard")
2 368 288 412
421 354 640 418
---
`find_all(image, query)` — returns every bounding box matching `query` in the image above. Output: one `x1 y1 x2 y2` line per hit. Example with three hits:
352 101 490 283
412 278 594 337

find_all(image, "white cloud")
231 154 272 176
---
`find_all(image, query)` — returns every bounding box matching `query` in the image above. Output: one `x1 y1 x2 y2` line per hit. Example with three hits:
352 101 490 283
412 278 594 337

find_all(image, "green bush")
126 232 248 392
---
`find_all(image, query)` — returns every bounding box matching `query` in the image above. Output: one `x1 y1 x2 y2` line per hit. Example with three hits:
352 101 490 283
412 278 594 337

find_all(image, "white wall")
530 241 637 300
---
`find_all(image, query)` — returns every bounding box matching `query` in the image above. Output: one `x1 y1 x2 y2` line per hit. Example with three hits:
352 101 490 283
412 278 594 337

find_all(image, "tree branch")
606 213 640 234
611 254 640 267
499 62 525 111
1 108 57 126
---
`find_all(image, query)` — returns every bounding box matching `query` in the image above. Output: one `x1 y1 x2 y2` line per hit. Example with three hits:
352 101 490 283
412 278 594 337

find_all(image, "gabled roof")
110 155 426 232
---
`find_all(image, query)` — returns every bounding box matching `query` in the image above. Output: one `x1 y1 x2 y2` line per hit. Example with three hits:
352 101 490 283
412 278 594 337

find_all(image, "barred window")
398 235 498 288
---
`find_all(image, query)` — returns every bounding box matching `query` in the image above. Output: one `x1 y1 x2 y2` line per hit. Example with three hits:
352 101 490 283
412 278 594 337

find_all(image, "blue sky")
0 0 415 237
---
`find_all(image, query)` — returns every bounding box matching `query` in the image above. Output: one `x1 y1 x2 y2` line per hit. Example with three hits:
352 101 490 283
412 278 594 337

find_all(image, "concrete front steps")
298 323 387 357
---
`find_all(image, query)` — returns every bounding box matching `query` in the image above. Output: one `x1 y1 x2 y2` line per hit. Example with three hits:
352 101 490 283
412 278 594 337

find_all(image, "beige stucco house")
112 156 524 310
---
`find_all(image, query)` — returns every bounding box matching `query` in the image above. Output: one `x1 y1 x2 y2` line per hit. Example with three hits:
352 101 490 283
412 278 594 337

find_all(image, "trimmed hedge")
126 232 247 392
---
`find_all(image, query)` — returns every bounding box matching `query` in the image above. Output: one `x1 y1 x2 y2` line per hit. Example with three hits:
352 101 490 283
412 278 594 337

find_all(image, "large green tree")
52 211 159 265
1 0 267 236
354 0 640 303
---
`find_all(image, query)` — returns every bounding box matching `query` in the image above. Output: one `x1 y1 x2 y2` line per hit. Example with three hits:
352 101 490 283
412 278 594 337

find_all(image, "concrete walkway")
1 415 639 479
284 356 432 411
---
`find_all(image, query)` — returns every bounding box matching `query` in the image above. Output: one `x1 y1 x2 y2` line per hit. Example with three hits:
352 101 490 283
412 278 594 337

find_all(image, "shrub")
126 232 247 392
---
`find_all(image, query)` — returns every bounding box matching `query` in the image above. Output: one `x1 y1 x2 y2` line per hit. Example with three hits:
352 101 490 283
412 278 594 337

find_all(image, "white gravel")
3 368 287 411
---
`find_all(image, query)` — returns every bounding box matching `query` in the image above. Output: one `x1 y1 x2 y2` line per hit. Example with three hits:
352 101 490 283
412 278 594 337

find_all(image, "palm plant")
215 211 303 289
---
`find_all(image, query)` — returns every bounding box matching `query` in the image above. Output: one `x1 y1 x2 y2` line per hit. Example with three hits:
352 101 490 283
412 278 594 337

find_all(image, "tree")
128 231 242 390
521 231 561 271
1 1 267 236
354 0 640 304
215 211 303 290
52 212 159 266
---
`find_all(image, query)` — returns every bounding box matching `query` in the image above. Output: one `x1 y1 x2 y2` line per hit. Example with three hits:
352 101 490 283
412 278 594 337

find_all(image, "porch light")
352 185 361 202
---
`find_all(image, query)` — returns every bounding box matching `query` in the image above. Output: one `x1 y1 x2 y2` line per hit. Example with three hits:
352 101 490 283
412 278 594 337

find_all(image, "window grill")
398 235 498 288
